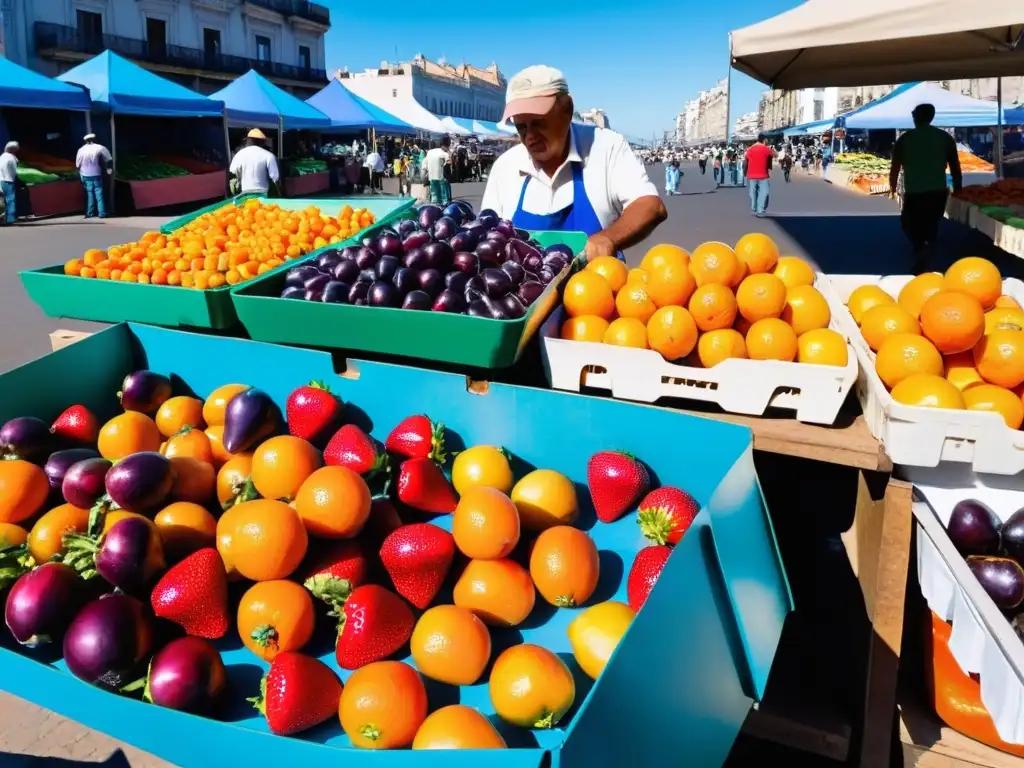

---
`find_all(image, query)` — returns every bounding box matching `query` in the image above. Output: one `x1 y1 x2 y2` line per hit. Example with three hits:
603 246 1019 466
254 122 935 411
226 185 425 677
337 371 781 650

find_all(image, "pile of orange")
849 256 1024 429
561 234 848 368
63 199 376 290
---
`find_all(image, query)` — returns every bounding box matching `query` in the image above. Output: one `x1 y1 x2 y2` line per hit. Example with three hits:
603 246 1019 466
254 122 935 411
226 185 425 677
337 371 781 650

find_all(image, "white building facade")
732 111 759 140
577 108 609 129
1 0 330 97
795 87 838 124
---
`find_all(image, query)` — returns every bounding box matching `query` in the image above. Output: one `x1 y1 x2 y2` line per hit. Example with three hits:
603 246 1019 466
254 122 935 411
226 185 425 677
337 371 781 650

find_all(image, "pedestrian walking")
664 160 681 196
698 151 707 175
365 145 385 194
744 133 773 218
726 145 738 185
780 152 793 182
712 151 722 184
0 141 19 225
424 137 452 205
76 133 112 219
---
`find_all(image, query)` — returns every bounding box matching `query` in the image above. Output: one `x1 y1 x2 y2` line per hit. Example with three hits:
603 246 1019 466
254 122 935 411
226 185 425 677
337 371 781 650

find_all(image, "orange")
568 600 635 679
510 469 578 531
859 304 921 352
898 272 945 320
797 329 849 367
162 426 214 463
97 412 162 460
773 256 815 289
963 384 1024 428
745 318 798 362
736 273 787 323
563 271 615 320
919 291 985 354
604 317 648 349
237 579 315 661
985 307 1024 336
453 558 536 627
155 396 205 437
647 305 698 361
645 260 697 308
690 242 742 287
0 461 50 524
217 453 254 507
251 435 322 501
294 466 372 538
847 285 895 324
891 374 966 409
996 295 1021 309
734 233 779 274
202 383 249 427
560 314 610 343
28 504 90 562
410 605 492 685
944 257 1002 309
640 243 690 273
944 351 985 392
688 283 738 332
216 499 307 581
204 425 238 466
697 328 747 367
154 502 218 561
973 325 1024 388
489 644 575 729
586 256 629 292
452 487 520 560
782 285 831 336
0 523 28 547
875 333 944 389
529 525 600 607
168 456 216 504
615 283 658 323
412 705 507 750
626 268 648 286
340 661 428 749
451 445 513 495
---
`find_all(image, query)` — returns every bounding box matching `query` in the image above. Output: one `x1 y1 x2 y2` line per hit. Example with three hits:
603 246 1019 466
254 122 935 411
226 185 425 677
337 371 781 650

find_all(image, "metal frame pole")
109 112 116 216
997 77 1004 179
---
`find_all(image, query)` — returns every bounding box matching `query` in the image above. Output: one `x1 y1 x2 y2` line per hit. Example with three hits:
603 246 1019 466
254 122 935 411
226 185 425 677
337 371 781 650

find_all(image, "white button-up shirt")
364 152 385 173
0 152 17 183
481 124 658 228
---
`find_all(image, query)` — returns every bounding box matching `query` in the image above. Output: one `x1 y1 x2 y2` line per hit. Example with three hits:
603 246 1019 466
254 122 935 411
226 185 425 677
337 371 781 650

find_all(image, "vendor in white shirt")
481 65 666 261
229 128 280 195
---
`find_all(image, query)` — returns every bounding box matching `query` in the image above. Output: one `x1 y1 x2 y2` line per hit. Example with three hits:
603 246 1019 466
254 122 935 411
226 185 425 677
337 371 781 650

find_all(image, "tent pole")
277 116 284 160
222 111 231 198
997 77 1004 180
85 111 92 135
109 113 116 217
724 36 732 146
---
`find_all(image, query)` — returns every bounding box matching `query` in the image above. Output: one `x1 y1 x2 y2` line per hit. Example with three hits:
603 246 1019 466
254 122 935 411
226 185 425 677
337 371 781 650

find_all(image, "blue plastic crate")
0 324 791 767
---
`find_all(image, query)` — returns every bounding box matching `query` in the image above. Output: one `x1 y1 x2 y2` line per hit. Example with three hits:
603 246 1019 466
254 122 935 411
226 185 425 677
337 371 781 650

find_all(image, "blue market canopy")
782 119 834 137
0 57 90 111
58 51 222 117
305 80 414 133
842 82 1024 130
211 70 330 130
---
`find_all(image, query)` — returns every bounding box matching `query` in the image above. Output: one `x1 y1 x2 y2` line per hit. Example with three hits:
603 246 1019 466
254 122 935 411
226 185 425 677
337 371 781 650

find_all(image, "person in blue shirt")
664 160 681 195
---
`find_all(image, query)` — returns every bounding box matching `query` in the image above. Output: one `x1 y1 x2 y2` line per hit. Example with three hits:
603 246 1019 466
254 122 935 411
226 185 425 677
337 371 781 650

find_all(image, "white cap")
502 65 569 123
83 133 96 141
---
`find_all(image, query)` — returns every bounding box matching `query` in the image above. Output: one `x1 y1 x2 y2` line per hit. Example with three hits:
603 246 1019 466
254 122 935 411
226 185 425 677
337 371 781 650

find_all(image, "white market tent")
782 119 834 137
440 116 473 135
339 80 449 134
841 81 1024 129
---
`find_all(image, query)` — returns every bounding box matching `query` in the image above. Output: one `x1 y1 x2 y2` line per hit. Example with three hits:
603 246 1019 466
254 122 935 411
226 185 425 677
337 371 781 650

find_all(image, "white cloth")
424 148 450 181
229 145 279 194
75 143 111 177
480 125 658 229
0 152 17 183
364 152 385 173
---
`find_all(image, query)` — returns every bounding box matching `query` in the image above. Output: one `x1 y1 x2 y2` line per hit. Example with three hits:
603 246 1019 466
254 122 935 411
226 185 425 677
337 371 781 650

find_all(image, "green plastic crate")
231 221 588 369
19 197 415 330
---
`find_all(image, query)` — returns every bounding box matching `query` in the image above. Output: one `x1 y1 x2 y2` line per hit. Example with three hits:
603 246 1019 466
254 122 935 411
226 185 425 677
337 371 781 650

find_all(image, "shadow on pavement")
0 752 131 767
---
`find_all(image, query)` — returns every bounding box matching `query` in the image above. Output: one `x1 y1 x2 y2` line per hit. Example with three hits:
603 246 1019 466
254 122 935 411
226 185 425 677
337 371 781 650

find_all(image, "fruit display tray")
19 197 415 331
538 274 859 425
230 219 587 370
909 471 1024 746
819 274 1024 474
0 323 790 768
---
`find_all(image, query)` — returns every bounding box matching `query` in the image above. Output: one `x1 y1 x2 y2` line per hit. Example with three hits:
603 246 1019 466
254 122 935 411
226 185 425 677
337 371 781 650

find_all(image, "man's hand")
584 232 616 262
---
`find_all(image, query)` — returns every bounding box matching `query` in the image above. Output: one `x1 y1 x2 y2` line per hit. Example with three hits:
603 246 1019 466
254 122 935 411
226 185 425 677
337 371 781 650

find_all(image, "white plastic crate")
819 274 1024 474
911 475 1024 745
538 275 858 425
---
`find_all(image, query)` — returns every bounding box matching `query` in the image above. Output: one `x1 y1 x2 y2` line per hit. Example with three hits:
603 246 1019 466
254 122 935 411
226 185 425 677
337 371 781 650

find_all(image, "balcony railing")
35 22 327 83
245 0 330 25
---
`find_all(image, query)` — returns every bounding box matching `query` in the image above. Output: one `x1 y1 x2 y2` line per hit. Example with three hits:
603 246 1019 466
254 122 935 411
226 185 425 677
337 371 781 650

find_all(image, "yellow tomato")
509 469 578 531
451 445 513 495
568 601 635 680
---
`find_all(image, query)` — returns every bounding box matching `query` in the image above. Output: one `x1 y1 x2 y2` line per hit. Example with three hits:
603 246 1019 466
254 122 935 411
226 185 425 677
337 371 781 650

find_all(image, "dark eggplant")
1002 507 1024 563
361 236 374 249
316 249 341 271
485 295 514 320
523 253 544 274
376 233 403 258
467 300 491 318
119 372 173 416
45 448 99 494
402 231 431 251
223 388 281 454
418 204 443 230
304 289 323 302
453 251 479 275
375 255 401 282
397 219 419 239
403 247 429 271
5 563 85 646
478 208 499 226
355 246 379 270
348 281 370 305
105 452 173 513
358 268 377 284
499 294 527 319
322 281 350 303
544 243 574 260
63 457 113 509
481 268 513 298
475 239 502 266
466 275 487 297
518 281 546 306
95 516 165 593
63 594 153 689
402 290 433 311
432 289 467 314
501 261 525 286
495 220 516 239
369 281 401 307
378 226 400 238
418 269 444 297
514 228 530 240
286 265 320 287
340 245 358 261
143 636 227 714
449 231 478 253
968 555 1024 609
445 271 471 293
432 216 458 241
443 202 469 224
422 241 454 271
332 259 360 284
538 266 557 284
462 219 488 236
393 268 420 297
0 417 52 463
281 285 304 300
304 273 331 293
948 499 1002 556
485 230 508 246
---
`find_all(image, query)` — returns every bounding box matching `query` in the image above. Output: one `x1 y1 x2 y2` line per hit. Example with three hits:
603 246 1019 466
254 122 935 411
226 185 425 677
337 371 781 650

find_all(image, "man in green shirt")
889 103 962 272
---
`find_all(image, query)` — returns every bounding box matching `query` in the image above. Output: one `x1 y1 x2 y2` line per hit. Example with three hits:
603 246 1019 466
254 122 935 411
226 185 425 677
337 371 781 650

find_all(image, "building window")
77 10 102 47
203 28 221 60
431 97 437 111
392 89 397 98
813 100 824 121
298 45 310 71
146 18 167 58
255 35 271 63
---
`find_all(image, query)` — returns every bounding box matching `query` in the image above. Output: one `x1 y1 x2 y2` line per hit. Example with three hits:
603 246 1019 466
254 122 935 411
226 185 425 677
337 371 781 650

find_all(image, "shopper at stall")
364 144 385 193
229 129 280 195
780 150 793 182
744 133 774 218
0 141 18 225
889 103 962 271
76 133 112 219
698 150 707 175
424 137 452 205
480 65 665 262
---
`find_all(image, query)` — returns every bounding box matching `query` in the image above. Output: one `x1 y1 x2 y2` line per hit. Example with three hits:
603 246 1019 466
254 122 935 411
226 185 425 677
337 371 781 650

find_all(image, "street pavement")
0 165 1014 766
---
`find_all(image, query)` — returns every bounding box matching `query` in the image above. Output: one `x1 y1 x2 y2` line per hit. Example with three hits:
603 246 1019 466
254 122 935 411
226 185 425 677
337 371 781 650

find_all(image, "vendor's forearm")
602 196 667 251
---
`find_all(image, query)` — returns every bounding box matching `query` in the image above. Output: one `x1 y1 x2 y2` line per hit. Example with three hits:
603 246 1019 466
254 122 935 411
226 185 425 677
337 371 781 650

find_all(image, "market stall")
0 57 92 217
338 78 450 134
58 51 226 213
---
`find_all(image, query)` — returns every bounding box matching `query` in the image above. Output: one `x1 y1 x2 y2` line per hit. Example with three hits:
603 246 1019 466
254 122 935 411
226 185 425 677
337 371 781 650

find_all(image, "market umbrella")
0 57 91 111
209 70 330 130
841 82 1024 129
305 80 414 134
440 116 473 136
339 80 449 134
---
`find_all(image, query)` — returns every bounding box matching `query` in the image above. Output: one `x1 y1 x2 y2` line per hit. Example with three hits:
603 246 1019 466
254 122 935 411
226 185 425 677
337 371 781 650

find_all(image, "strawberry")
385 415 446 463
305 578 414 670
300 539 370 588
150 548 230 639
324 424 389 479
249 652 342 736
380 524 455 609
50 404 99 445
588 450 650 523
637 487 700 546
365 496 404 545
627 545 671 611
397 458 457 514
286 381 343 443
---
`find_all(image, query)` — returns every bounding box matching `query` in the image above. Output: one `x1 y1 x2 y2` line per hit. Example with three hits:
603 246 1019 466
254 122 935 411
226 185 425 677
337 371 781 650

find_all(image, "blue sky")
322 0 802 140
